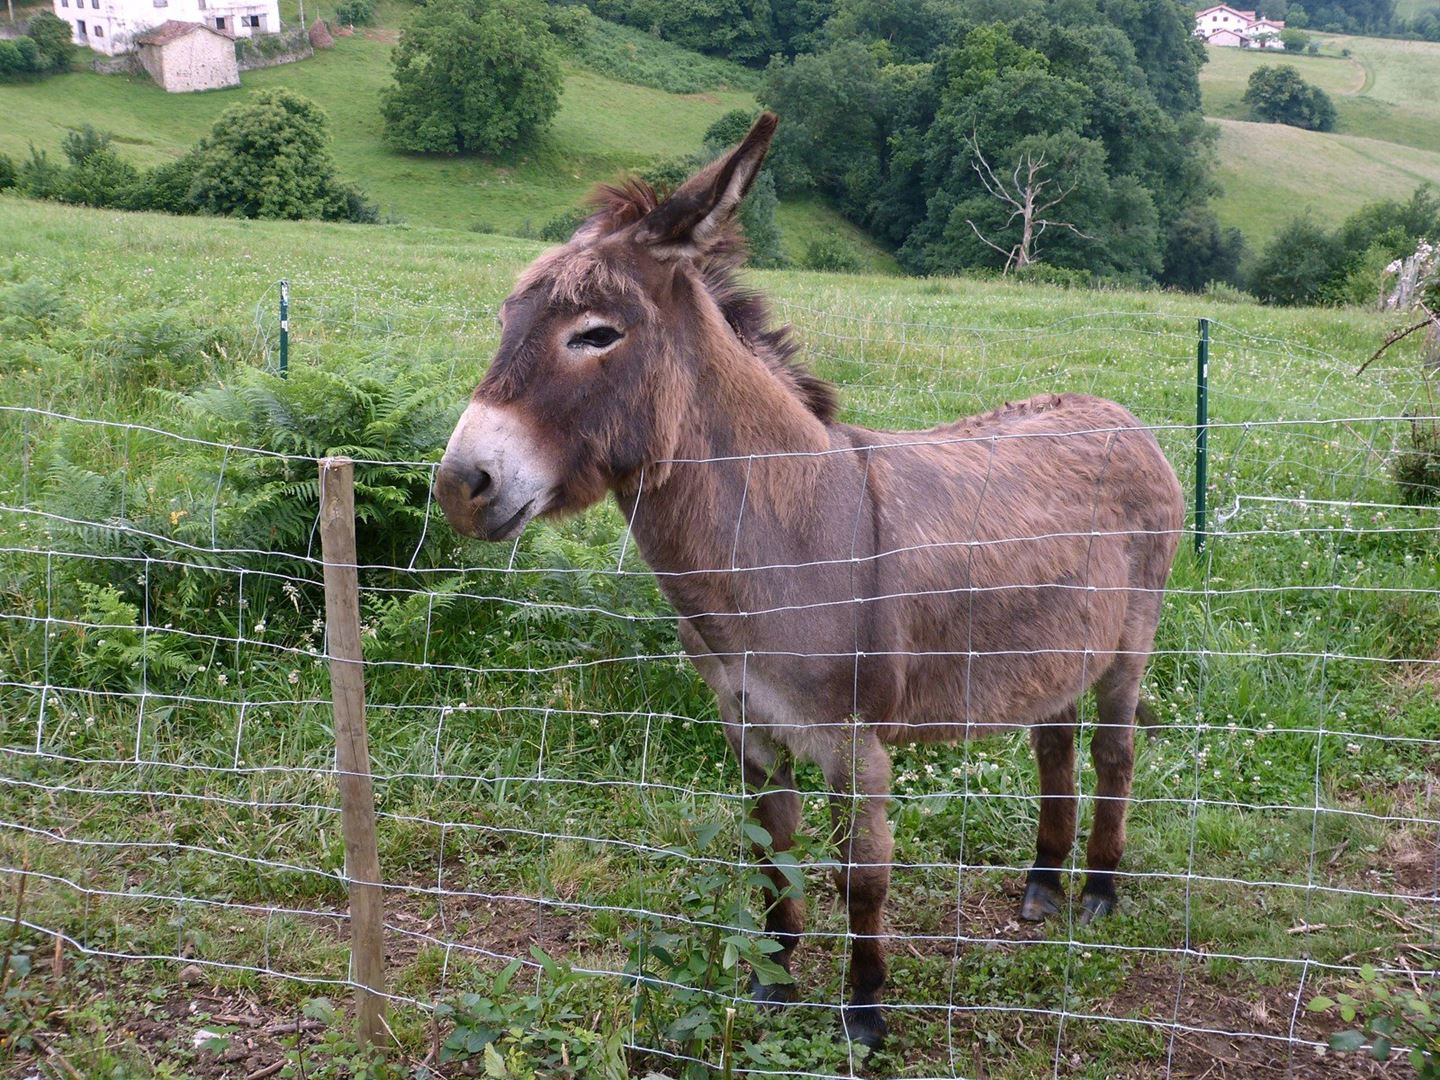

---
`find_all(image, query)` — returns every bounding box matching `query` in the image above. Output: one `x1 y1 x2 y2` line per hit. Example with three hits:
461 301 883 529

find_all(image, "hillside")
0 195 1435 1079
1200 32 1440 241
0 19 896 271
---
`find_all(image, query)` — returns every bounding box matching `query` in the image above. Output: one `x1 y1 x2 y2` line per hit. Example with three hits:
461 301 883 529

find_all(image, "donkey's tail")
1135 698 1160 728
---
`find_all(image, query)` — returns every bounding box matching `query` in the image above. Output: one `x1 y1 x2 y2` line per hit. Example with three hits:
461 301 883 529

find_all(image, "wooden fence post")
319 457 387 1047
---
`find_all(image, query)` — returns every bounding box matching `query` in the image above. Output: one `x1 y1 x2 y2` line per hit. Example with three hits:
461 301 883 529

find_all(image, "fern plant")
168 357 456 570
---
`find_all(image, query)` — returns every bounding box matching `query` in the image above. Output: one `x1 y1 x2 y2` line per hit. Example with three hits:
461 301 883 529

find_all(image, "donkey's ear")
635 112 778 258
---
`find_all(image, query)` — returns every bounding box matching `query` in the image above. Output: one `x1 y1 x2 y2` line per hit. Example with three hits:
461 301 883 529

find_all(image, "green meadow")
0 196 1435 1077
1199 32 1440 241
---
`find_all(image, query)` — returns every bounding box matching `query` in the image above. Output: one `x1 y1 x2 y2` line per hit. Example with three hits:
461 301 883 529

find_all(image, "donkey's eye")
569 326 623 350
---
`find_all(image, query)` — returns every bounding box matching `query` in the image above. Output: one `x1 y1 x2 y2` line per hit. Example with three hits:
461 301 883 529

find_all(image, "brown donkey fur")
433 113 1185 1048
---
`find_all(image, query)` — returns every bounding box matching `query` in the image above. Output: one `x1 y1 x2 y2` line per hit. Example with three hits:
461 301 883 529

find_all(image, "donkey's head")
435 113 823 541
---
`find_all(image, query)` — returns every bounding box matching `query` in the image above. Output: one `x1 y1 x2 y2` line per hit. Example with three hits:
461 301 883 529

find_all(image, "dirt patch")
1386 821 1439 898
1101 962 1409 1079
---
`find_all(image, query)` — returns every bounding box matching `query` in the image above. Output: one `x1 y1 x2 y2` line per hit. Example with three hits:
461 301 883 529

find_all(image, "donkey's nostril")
471 469 493 501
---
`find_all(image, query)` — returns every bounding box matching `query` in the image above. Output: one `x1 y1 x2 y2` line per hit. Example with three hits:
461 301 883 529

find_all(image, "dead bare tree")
965 133 1091 273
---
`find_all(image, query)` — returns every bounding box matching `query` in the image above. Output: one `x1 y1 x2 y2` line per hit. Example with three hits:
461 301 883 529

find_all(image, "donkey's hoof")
1020 879 1063 922
750 974 797 1008
841 1003 887 1050
1078 892 1115 925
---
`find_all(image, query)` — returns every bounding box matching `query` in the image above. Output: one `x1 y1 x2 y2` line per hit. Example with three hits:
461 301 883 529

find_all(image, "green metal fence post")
279 279 290 379
1194 316 1210 555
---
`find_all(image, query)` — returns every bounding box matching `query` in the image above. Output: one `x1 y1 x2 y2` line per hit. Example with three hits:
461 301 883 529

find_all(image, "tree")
1279 26 1311 48
759 41 893 195
381 0 561 155
1243 64 1336 130
190 89 369 220
963 133 1090 272
1161 203 1246 290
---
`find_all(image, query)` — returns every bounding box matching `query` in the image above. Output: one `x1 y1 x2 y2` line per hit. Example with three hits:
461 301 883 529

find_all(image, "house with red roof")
1194 4 1287 47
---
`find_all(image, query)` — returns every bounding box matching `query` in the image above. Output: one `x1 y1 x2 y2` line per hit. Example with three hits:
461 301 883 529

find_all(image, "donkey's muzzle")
436 399 558 542
434 457 539 542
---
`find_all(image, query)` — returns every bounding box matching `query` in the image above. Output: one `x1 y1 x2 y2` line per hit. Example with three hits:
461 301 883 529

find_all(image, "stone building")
135 19 238 92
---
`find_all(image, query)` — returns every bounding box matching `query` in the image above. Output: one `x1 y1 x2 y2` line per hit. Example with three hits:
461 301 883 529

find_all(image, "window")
93 23 102 34
244 14 259 27
76 18 86 34
197 0 205 9
60 0 67 7
214 15 225 27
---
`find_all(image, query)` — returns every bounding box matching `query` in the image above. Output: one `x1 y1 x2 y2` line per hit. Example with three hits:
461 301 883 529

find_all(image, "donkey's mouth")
484 499 535 542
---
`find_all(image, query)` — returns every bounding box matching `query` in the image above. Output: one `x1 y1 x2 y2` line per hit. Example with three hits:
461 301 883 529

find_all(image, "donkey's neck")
617 339 830 599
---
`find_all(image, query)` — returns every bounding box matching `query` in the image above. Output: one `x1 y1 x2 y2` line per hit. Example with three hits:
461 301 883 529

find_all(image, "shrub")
131 151 204 215
1012 261 1093 288
0 38 35 79
1162 204 1247 291
61 125 111 166
22 12 73 73
0 153 16 191
556 16 756 94
191 89 374 220
1247 215 1347 304
703 109 758 152
324 180 381 223
334 0 375 24
539 205 587 241
738 167 786 268
543 2 593 46
381 0 562 155
802 234 863 273
1393 415 1440 505
57 147 142 209
1279 27 1310 50
1243 65 1336 131
16 147 64 201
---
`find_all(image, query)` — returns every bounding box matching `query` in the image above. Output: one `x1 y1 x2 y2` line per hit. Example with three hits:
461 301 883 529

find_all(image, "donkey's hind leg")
1080 668 1142 924
1021 704 1079 921
821 729 893 1050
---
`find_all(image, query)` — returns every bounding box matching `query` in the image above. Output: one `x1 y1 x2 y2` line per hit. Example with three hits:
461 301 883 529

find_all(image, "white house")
53 0 279 55
1194 4 1287 47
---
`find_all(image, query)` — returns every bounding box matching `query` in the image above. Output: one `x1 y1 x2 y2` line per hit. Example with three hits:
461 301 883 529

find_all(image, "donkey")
433 114 1184 1049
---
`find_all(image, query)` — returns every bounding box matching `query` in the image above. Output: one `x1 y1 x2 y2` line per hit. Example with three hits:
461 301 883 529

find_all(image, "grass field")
1393 0 1440 23
0 196 1435 1078
1200 33 1440 241
1211 117 1440 241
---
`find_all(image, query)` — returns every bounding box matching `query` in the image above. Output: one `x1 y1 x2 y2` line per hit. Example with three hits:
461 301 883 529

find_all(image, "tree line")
380 0 1237 288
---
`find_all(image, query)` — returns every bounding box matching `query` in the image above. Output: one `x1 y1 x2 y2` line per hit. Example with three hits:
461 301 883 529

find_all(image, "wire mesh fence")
0 280 1436 1079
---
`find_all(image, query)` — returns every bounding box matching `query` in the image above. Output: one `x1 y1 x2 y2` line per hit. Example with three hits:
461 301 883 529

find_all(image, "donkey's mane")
587 179 839 425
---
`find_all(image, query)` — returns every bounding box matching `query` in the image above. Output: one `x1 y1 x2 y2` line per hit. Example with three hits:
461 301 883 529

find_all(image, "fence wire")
0 284 1436 1080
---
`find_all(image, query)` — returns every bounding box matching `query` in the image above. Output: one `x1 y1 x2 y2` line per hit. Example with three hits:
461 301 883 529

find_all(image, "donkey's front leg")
733 741 804 1004
822 730 893 1050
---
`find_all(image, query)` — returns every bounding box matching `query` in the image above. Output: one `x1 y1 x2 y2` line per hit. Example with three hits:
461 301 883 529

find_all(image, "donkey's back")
851 392 1183 743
